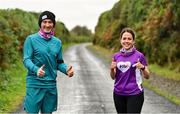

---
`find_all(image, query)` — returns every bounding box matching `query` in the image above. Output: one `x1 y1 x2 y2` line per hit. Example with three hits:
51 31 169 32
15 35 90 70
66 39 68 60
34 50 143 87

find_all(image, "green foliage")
0 61 26 112
0 21 19 69
71 25 92 36
1 9 39 52
55 21 70 43
93 0 180 72
70 25 92 43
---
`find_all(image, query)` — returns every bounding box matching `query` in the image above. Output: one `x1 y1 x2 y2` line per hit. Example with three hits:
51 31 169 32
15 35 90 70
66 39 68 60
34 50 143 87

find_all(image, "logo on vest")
117 61 131 73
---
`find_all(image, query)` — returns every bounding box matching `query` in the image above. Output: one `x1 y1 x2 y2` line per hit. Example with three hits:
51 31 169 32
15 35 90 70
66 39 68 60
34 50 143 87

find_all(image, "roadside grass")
149 64 180 81
87 44 180 105
0 61 26 113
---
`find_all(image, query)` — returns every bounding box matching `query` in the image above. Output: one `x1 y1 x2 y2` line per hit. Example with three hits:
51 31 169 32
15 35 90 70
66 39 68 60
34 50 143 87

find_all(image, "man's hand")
67 65 74 77
37 64 45 77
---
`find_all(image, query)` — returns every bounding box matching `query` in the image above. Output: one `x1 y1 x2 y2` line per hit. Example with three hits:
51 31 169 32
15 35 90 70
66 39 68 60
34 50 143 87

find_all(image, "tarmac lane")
56 43 116 113
55 43 180 114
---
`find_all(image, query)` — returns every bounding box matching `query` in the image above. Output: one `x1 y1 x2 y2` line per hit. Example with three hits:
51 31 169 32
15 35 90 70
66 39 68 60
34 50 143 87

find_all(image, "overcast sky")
0 0 119 32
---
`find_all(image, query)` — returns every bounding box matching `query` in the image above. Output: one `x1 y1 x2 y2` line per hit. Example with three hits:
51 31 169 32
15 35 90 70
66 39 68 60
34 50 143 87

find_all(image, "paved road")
16 43 180 114
55 43 180 114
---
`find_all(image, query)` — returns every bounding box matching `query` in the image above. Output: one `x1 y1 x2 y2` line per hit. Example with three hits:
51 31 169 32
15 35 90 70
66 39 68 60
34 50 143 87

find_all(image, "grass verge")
149 64 180 81
0 60 26 113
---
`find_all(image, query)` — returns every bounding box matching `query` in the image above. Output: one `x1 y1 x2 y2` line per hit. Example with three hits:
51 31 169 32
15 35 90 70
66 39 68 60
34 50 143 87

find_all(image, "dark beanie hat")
38 11 56 27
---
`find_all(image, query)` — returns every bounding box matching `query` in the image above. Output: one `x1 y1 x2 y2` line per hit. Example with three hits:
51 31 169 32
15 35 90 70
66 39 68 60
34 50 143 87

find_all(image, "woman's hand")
110 58 116 80
133 59 150 79
132 58 145 70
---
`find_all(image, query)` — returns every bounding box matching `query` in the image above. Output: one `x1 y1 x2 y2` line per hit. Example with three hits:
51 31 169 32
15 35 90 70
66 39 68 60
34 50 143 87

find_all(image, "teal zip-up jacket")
23 33 67 88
